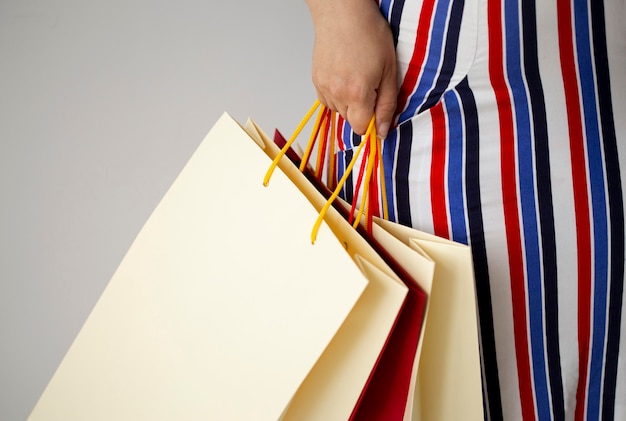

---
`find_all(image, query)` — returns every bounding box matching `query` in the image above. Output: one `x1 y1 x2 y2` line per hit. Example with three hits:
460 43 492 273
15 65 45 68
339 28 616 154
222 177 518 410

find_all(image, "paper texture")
244 121 484 420
375 218 484 421
29 112 482 421
245 120 410 420
29 114 376 420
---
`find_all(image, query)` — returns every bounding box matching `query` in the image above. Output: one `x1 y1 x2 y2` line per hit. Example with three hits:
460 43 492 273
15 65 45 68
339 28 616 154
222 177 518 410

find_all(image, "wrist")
305 0 381 28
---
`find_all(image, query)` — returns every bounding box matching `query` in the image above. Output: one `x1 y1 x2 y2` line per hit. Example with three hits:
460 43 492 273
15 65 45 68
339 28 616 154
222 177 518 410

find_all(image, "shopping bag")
247 122 429 421
28 113 418 421
265 116 483 421
371 218 484 421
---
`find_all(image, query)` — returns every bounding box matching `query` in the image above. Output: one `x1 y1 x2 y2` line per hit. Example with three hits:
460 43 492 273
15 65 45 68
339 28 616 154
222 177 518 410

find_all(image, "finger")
374 64 398 139
315 90 345 122
345 102 375 136
315 89 330 111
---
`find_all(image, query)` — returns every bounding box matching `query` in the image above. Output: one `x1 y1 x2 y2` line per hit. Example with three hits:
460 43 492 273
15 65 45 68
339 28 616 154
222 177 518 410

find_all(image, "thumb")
374 65 398 139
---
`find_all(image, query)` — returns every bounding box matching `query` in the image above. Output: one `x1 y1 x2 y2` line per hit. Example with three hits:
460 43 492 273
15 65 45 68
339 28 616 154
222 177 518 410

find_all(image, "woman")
305 0 626 419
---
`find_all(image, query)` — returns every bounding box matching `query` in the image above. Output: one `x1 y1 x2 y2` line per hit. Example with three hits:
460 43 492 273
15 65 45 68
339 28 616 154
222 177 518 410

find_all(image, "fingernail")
378 121 390 139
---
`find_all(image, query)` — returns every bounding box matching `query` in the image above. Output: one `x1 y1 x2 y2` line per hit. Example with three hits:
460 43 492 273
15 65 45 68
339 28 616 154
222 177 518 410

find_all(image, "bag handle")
264 100 388 243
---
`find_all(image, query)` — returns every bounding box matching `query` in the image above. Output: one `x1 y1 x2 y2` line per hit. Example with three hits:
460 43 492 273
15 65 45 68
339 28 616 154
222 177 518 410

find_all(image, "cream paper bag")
245 121 430 421
28 113 409 421
247 120 482 421
373 218 484 421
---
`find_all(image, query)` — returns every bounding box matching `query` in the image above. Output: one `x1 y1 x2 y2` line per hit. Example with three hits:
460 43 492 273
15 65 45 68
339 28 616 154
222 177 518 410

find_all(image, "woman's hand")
306 0 397 138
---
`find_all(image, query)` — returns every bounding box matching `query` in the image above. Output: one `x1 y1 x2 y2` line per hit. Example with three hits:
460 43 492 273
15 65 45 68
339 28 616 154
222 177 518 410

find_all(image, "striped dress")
333 0 626 419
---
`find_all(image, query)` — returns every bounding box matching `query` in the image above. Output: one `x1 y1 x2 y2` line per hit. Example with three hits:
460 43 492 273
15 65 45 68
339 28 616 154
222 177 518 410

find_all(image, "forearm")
305 0 383 32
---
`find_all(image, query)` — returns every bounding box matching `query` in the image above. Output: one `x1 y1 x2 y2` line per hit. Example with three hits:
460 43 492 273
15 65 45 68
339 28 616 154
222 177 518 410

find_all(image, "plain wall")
0 1 315 419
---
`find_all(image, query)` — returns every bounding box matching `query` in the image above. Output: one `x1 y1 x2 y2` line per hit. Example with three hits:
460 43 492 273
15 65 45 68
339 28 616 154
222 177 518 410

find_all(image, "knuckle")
345 78 374 103
376 100 397 115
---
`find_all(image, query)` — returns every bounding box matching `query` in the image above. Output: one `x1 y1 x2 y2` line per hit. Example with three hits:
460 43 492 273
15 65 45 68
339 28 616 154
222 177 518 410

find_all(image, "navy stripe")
573 0 611 414
342 149 355 204
457 78 503 421
399 0 452 121
340 131 362 204
395 122 413 226
351 130 362 149
503 0 553 413
386 0 406 47
590 2 626 419
521 0 564 418
381 0 405 224
419 0 465 113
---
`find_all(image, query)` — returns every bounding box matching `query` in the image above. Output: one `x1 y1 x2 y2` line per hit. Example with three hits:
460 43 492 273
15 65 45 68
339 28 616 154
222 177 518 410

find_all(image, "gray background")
0 1 315 419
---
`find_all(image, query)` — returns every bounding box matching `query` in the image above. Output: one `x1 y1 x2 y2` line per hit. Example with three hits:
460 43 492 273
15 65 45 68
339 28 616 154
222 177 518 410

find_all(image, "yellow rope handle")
311 116 376 243
263 100 383 244
327 111 337 188
299 105 327 172
350 119 377 229
378 136 389 220
314 111 329 179
263 99 321 187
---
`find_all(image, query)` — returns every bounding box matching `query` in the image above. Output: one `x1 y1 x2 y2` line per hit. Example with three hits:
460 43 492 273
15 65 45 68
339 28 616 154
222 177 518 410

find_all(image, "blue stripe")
521 0 564 418
573 1 610 419
419 0 465 113
398 0 452 121
341 122 350 150
443 90 468 244
590 1 626 418
382 129 398 222
456 78 503 420
337 121 354 202
504 0 552 418
379 0 392 19
341 122 359 151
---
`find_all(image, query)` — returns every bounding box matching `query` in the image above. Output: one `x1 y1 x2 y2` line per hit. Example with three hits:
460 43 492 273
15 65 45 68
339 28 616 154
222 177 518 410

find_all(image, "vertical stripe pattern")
330 0 625 418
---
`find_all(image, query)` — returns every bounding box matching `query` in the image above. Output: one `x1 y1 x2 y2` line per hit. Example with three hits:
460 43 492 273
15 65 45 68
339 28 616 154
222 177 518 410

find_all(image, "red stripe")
430 102 450 238
370 143 381 220
349 140 371 224
487 1 536 419
368 165 377 232
316 109 332 180
337 115 346 151
302 109 326 170
396 0 438 114
556 2 593 420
